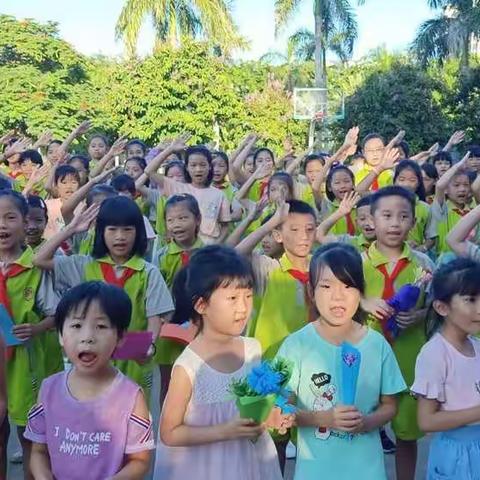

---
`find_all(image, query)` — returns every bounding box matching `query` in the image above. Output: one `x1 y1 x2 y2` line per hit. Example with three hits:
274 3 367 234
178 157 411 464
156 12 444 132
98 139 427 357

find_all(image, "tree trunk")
314 0 327 88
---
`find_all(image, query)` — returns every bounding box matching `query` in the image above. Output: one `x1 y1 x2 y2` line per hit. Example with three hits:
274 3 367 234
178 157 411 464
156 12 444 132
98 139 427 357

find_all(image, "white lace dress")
153 337 283 480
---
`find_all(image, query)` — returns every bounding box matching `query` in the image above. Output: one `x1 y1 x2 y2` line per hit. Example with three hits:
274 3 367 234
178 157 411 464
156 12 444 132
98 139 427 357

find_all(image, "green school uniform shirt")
3 247 60 426
362 242 434 440
250 253 310 359
53 254 174 394
320 198 358 236
354 166 393 191
247 178 269 202
409 199 431 247
426 199 477 255
337 233 371 253
153 238 203 365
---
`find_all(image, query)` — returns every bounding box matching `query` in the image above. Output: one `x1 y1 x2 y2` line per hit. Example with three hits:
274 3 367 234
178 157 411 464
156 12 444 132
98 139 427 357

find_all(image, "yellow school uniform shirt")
354 166 393 191
250 253 311 359
362 242 434 440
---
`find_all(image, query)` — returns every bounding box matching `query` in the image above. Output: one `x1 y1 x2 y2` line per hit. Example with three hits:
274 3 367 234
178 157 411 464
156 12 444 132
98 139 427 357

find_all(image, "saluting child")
360 186 435 480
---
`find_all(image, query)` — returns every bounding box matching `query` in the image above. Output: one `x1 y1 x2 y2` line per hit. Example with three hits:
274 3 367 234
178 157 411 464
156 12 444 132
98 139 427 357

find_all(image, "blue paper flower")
247 362 283 396
342 352 358 367
275 393 296 414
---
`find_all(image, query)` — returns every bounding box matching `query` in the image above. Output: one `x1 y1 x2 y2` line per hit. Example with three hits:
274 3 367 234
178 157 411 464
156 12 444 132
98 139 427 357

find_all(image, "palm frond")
411 15 451 65
274 0 303 32
259 51 288 65
288 28 315 61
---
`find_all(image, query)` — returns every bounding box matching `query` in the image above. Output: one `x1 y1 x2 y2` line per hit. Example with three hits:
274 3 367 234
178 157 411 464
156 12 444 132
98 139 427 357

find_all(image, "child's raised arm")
59 120 91 154
316 191 360 244
356 147 399 193
434 152 470 205
234 164 270 202
160 365 264 447
446 204 480 257
136 134 191 190
442 130 465 152
230 134 258 185
33 204 100 270
235 202 289 256
89 135 128 178
225 199 267 247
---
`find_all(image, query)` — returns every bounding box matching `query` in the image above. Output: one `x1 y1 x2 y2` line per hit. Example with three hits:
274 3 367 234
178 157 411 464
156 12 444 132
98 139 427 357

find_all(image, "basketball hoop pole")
308 112 325 149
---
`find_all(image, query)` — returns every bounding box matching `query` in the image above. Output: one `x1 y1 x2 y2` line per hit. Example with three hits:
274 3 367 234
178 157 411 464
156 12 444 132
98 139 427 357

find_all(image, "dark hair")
68 154 90 172
54 165 80 185
370 185 416 217
467 144 480 158
125 156 147 171
164 160 186 179
19 149 43 166
171 245 253 330
397 140 410 158
47 140 62 149
184 145 213 186
88 134 109 147
86 184 117 208
427 258 480 338
253 148 275 168
394 159 426 201
0 179 12 190
268 172 295 200
450 168 472 184
421 162 439 181
26 195 48 222
304 153 325 170
325 165 355 201
0 190 28 217
282 199 316 221
111 174 136 196
93 196 147 258
356 194 372 209
432 151 452 166
309 243 365 323
362 133 385 151
126 139 147 155
213 151 229 167
54 281 131 335
165 194 201 221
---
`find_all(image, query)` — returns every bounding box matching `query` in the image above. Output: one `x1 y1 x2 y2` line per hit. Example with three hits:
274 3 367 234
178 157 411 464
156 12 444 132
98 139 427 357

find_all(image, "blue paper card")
0 305 22 346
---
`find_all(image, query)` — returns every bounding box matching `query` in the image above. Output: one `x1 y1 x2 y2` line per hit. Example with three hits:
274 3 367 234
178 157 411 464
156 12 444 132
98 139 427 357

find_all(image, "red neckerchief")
9 171 22 180
376 258 410 342
0 264 28 360
452 206 471 217
180 251 190 266
259 179 269 199
100 263 136 288
215 182 227 190
371 177 379 191
287 269 316 322
345 212 356 235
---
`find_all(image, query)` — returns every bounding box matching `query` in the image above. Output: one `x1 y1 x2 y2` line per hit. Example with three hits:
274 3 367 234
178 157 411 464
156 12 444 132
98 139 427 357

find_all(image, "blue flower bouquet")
229 358 294 424
386 284 421 339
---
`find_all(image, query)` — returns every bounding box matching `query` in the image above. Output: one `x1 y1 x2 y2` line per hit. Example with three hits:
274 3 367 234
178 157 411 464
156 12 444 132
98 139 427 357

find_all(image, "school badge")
24 287 33 301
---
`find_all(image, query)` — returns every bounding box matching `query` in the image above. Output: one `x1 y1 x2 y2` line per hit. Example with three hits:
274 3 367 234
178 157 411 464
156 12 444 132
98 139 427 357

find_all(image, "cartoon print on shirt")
310 372 337 440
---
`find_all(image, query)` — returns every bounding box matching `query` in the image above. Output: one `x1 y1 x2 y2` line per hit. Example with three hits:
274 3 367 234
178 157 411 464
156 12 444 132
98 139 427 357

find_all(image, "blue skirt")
428 425 480 479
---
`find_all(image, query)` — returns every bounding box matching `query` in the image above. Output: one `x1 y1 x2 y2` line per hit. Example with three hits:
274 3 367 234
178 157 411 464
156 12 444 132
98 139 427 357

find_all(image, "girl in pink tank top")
24 282 154 480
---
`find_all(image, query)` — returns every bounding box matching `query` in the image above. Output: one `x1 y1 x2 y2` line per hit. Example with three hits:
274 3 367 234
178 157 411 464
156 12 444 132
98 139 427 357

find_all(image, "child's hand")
69 204 100 234
74 120 92 136
35 130 54 148
221 418 265 441
265 407 295 434
360 298 394 320
447 130 465 147
329 405 363 432
4 137 30 158
13 323 39 341
253 163 271 180
270 201 290 227
0 130 15 145
378 147 400 172
396 308 424 330
386 130 406 150
170 133 191 152
108 135 128 157
337 191 360 217
93 167 116 184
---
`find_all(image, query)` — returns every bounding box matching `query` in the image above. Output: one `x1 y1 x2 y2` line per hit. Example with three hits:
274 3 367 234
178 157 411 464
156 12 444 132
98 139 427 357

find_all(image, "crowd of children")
0 123 478 480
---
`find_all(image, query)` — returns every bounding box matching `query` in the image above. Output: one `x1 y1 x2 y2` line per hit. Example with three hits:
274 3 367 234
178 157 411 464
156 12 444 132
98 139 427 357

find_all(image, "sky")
1 0 433 61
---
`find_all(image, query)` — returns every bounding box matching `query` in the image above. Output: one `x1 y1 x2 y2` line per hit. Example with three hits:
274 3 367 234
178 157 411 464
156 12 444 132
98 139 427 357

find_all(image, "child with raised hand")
238 148 276 202
87 133 109 164
154 245 282 480
393 160 432 252
0 190 61 477
316 192 376 251
277 243 406 480
25 281 154 480
431 151 453 178
33 196 174 397
412 258 480 479
126 139 147 159
137 135 232 244
228 133 258 186
421 163 438 204
360 186 435 480
426 153 474 258
68 154 90 186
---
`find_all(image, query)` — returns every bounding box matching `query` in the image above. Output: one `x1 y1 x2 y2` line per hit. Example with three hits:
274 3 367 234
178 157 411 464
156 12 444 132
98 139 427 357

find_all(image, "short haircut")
0 190 28 217
304 153 326 170
432 151 452 165
356 195 372 209
68 154 90 172
370 185 415 217
86 184 118 208
93 196 147 258
54 281 131 335
127 139 147 154
125 156 147 170
111 174 136 196
284 199 316 220
26 195 48 221
19 149 43 166
184 145 213 185
468 145 480 158
54 165 80 185
362 133 385 150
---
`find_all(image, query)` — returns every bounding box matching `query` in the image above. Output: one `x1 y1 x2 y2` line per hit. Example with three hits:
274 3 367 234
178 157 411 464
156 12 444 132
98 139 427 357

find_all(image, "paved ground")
7 370 429 479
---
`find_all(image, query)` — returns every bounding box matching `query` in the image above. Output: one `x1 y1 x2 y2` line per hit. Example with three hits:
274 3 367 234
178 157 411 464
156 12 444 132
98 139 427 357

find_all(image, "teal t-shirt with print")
277 323 406 480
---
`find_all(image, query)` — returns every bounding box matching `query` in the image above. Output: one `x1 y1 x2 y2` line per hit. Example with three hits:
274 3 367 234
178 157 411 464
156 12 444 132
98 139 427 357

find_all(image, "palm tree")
274 0 365 88
412 1 480 69
116 0 244 56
